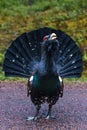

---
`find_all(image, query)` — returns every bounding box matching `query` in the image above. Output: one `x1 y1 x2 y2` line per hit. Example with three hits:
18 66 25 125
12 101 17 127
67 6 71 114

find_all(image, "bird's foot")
45 115 55 120
26 116 38 121
45 115 50 120
33 116 39 121
26 116 34 121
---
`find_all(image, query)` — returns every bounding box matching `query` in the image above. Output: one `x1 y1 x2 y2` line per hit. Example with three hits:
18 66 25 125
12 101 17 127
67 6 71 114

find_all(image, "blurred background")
0 0 87 81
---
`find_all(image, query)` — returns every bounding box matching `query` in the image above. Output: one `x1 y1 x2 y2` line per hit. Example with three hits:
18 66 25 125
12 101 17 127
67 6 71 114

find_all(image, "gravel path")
0 81 87 130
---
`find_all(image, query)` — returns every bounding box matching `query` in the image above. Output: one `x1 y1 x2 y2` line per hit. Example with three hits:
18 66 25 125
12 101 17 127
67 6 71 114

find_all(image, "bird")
3 27 83 121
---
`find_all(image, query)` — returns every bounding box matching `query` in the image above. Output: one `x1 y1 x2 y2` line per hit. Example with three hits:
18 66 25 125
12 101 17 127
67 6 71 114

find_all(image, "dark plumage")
3 27 83 120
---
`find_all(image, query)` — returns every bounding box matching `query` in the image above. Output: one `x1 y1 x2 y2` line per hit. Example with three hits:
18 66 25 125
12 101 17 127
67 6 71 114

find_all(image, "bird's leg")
26 105 41 121
45 104 52 119
33 104 41 120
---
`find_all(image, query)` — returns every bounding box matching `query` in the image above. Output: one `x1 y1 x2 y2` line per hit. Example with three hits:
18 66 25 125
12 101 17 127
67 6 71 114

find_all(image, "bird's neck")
42 51 53 68
38 51 55 76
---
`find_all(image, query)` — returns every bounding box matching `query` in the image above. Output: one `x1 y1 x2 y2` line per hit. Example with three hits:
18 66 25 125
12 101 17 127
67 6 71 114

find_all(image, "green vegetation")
0 0 87 81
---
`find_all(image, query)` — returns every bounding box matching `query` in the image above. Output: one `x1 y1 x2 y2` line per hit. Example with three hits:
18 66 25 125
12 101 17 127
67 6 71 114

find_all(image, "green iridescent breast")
32 74 60 94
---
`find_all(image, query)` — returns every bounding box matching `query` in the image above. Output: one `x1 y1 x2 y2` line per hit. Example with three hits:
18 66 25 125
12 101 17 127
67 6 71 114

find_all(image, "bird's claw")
26 116 39 121
45 115 50 120
45 115 55 120
26 116 34 121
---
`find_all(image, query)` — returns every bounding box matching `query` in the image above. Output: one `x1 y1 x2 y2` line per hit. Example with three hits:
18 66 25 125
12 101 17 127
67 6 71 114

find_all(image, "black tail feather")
3 27 83 78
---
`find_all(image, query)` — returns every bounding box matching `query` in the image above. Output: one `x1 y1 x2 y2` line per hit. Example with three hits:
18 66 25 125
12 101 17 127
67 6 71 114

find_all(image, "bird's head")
43 33 57 41
41 33 59 56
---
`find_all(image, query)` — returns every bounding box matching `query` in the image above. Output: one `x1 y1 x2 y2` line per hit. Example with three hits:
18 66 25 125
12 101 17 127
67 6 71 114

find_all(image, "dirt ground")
0 81 87 130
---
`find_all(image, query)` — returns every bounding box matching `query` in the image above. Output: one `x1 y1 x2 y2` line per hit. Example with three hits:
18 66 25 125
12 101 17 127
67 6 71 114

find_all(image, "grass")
0 0 87 15
0 0 87 81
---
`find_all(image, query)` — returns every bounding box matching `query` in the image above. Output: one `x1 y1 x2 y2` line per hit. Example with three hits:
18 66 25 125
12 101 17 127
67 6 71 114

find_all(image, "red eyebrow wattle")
43 36 47 41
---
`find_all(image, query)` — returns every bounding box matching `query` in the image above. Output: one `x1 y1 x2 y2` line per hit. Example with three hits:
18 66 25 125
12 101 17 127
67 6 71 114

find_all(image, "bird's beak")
50 33 57 40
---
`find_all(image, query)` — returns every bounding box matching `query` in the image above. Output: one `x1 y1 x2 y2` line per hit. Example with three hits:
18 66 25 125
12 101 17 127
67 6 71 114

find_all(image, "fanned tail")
55 30 83 78
3 28 58 78
3 27 83 78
